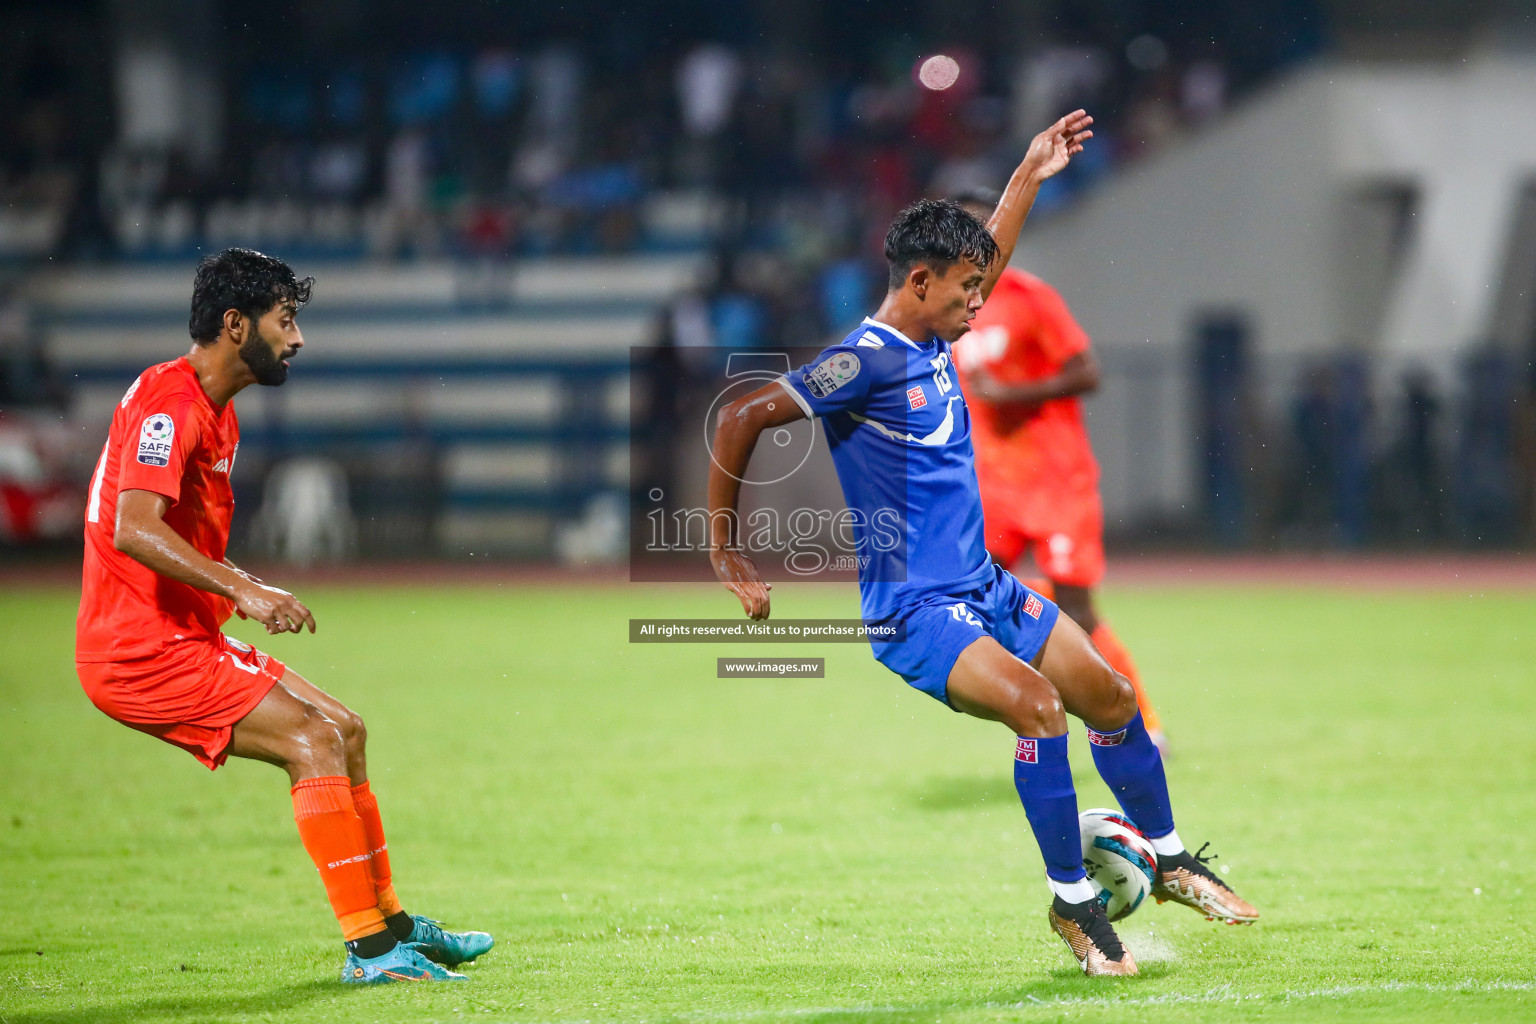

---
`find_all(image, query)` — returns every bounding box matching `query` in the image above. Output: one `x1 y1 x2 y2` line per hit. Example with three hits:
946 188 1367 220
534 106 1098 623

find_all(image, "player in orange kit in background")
75 248 491 983
951 190 1166 750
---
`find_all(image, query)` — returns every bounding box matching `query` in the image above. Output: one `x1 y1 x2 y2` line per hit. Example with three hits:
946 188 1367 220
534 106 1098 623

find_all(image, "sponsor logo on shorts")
906 385 927 410
804 352 860 398
1014 737 1038 763
225 636 271 672
137 413 175 467
1087 728 1127 746
1024 594 1044 619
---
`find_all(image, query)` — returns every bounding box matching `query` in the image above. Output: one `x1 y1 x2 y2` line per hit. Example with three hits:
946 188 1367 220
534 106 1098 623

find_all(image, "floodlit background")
4 5 1536 1023
4 0 1536 562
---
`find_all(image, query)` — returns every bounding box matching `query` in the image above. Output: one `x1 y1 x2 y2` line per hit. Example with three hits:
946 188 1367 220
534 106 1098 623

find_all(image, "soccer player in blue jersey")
706 111 1257 977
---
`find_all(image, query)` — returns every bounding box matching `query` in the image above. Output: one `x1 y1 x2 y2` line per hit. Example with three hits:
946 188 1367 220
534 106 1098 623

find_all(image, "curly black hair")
883 199 999 291
188 248 313 345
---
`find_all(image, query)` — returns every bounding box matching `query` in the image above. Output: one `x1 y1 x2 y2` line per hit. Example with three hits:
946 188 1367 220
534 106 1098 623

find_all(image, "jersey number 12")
929 353 954 395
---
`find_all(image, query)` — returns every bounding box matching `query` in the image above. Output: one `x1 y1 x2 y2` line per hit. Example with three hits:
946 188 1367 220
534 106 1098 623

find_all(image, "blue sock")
1012 734 1085 883
1087 711 1175 839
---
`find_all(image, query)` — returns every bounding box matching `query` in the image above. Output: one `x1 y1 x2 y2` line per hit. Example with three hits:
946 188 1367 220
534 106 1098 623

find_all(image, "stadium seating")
35 250 707 558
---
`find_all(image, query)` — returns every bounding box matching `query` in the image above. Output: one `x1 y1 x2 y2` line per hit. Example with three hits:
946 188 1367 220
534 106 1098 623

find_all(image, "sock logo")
1087 728 1126 746
326 851 375 869
1014 737 1038 763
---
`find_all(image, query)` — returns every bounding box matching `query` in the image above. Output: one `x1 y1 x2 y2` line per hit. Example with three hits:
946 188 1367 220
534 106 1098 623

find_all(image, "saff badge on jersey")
805 352 860 398
137 413 175 466
906 385 927 410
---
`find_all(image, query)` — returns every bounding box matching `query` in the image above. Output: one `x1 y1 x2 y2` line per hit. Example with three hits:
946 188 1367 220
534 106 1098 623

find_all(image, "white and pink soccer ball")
1079 808 1159 921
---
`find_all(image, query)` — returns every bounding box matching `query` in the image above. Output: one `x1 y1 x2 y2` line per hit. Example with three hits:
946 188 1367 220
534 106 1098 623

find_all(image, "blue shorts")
869 564 1061 708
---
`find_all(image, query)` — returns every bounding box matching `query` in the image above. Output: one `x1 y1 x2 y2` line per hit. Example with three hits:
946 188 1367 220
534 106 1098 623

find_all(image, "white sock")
1048 877 1098 903
1150 829 1185 858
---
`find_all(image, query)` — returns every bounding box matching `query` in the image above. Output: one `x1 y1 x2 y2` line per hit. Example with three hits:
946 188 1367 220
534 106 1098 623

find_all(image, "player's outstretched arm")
115 488 315 634
980 110 1093 300
707 382 806 620
968 350 1101 407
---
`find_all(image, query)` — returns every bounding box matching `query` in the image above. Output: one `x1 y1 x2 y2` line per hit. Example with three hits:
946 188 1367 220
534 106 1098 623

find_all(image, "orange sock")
350 780 403 917
1090 622 1165 738
291 776 388 942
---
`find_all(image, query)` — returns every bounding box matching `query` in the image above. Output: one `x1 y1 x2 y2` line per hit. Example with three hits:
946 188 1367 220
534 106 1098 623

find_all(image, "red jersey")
77 357 240 662
955 267 1099 512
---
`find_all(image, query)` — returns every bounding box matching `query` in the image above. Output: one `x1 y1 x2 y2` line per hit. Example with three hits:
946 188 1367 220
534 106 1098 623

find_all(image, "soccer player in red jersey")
951 189 1167 750
75 249 491 983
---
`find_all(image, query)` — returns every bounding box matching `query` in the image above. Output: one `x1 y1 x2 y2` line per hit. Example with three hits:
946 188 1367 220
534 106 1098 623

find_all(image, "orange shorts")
77 634 286 770
985 497 1106 589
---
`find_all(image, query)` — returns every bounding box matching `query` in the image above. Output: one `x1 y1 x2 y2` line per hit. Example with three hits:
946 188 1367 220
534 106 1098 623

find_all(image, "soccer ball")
1079 808 1158 921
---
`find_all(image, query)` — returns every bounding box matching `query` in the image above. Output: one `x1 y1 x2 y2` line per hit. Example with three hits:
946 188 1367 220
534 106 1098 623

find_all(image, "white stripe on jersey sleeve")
775 376 814 419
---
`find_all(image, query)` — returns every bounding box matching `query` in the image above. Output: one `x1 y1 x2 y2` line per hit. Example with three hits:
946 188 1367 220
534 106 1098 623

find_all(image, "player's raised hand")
712 547 773 620
1021 109 1093 182
234 580 317 634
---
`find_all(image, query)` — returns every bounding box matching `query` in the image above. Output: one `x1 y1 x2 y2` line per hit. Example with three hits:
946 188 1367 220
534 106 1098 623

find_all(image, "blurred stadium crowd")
2 2 1318 284
3 0 1534 557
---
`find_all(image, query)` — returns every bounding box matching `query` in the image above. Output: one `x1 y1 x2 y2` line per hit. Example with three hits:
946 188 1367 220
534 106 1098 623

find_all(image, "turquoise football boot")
406 915 495 967
341 942 467 983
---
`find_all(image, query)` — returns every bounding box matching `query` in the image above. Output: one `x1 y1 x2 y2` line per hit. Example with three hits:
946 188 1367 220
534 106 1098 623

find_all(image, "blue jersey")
778 317 993 620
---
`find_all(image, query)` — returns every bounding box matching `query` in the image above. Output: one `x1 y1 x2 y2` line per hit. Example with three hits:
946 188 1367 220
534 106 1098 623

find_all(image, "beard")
239 326 289 386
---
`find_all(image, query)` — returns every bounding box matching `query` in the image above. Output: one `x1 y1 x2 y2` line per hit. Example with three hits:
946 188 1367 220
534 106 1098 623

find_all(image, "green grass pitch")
2 579 1534 1023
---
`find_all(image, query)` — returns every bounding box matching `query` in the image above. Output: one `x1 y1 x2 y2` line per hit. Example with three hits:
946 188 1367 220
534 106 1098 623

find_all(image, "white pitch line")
501 980 1536 1024
979 978 1536 1011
